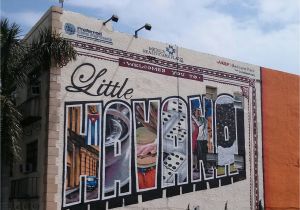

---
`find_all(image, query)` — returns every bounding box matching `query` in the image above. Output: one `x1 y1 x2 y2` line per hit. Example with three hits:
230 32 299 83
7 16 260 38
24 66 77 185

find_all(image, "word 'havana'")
63 87 247 207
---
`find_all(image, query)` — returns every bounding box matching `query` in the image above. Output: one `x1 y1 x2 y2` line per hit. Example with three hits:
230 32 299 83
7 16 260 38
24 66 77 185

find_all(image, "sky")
1 0 300 75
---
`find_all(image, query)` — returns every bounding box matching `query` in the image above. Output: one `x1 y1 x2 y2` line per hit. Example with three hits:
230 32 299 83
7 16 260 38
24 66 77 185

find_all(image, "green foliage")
1 19 27 93
28 28 77 71
1 18 77 163
1 96 22 161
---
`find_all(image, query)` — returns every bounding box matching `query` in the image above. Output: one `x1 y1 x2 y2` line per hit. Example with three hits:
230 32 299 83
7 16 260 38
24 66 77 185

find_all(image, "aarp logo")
64 23 76 35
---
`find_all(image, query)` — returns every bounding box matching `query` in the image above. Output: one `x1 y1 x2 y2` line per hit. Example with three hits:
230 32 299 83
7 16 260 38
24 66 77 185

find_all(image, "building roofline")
23 6 62 41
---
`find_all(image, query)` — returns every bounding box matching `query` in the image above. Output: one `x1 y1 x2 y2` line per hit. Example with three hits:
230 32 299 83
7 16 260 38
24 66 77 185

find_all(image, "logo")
64 23 113 45
166 45 176 55
217 60 256 77
143 45 184 63
77 27 113 45
217 60 230 66
64 23 76 35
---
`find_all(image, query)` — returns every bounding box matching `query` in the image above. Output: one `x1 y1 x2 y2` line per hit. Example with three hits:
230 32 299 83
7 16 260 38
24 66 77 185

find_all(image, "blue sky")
1 0 299 75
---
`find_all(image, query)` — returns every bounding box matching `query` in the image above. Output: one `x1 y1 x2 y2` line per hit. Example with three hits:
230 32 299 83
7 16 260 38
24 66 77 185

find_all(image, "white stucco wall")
51 9 263 210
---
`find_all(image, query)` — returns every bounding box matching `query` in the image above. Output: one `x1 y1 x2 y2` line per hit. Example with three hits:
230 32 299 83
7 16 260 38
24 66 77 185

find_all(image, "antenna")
59 0 64 8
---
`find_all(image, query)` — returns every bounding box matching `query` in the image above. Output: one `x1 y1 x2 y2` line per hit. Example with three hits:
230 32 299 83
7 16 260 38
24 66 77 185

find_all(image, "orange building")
261 68 299 210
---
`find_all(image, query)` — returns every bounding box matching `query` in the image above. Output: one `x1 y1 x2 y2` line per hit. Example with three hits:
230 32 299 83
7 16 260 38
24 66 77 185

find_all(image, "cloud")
258 0 300 24
66 0 132 10
20 0 300 74
1 11 43 30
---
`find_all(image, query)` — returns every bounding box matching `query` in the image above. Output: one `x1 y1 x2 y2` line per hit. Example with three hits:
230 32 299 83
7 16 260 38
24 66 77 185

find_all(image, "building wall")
42 8 265 210
261 68 300 210
43 7 64 210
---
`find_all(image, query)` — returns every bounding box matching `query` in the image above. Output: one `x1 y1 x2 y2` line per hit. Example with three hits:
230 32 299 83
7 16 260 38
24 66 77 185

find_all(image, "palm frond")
1 95 22 162
1 18 77 164
28 28 77 72
1 18 27 93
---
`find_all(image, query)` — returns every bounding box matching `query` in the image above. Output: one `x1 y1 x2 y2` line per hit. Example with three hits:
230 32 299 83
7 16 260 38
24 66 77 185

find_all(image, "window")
26 140 38 172
206 86 217 100
233 92 244 108
31 83 40 96
26 81 40 98
27 71 40 97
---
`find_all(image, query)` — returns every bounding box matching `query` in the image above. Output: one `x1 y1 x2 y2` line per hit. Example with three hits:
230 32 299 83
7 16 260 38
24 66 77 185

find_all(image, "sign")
64 23 113 45
143 45 184 63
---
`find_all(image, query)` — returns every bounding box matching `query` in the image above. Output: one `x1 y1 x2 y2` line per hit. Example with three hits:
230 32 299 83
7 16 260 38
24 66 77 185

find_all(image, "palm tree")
1 17 76 162
1 17 76 209
1 19 26 163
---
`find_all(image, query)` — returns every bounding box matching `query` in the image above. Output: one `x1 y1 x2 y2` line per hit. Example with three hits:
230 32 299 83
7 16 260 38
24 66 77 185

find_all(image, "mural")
216 95 239 176
190 97 215 181
63 94 247 208
64 104 101 205
161 98 188 187
103 102 132 199
134 100 159 191
60 33 258 210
